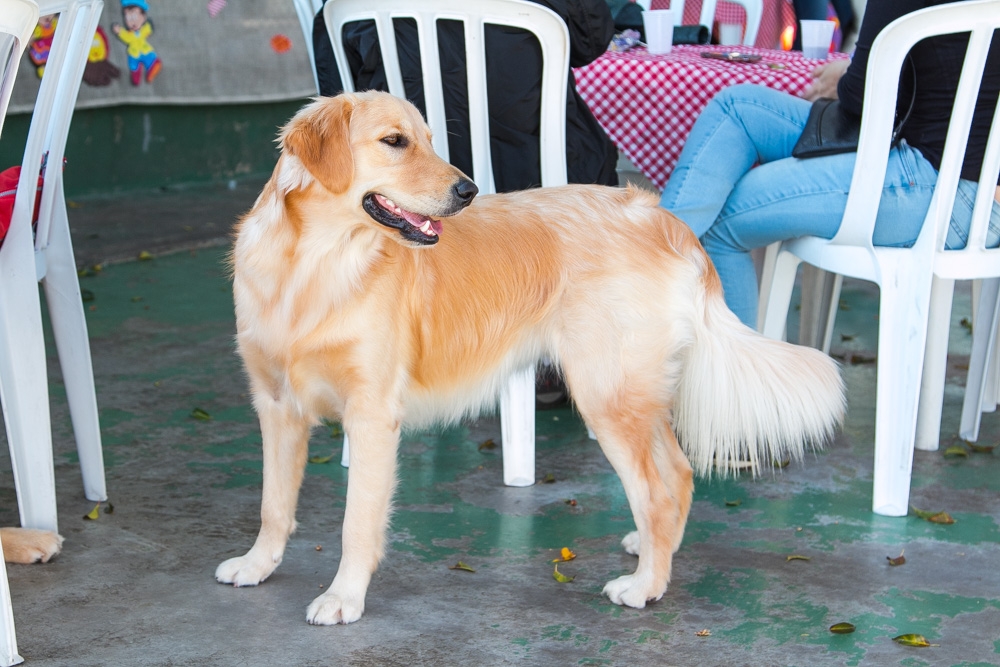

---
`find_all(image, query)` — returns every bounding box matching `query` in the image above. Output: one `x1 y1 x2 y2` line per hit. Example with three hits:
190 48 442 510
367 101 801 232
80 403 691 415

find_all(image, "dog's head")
280 91 478 247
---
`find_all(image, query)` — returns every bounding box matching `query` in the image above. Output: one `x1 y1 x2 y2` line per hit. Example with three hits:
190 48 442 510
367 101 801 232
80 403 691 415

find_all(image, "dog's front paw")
621 531 640 556
603 573 665 609
215 551 280 587
306 589 366 625
0 528 64 564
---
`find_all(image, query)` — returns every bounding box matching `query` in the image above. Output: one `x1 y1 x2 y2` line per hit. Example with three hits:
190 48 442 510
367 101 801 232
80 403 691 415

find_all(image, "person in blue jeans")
659 0 1000 328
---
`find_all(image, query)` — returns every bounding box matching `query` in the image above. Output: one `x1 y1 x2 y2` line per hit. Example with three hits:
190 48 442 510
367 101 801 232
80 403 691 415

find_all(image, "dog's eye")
380 134 408 148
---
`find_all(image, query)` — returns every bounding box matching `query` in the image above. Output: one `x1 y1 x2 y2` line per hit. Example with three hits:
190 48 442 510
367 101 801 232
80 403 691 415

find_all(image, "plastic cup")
718 23 743 45
644 10 676 55
800 19 835 59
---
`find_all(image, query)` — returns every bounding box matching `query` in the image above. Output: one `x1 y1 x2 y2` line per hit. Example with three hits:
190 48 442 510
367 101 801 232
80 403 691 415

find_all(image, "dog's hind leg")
574 390 679 609
306 413 401 625
215 399 310 587
621 419 693 557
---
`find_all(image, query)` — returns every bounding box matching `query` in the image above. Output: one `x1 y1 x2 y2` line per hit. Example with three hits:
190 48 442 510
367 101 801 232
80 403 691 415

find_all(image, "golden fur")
216 91 846 624
1 527 62 564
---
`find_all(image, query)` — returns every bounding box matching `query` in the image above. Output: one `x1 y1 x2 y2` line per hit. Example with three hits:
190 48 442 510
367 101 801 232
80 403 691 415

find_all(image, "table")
574 44 845 191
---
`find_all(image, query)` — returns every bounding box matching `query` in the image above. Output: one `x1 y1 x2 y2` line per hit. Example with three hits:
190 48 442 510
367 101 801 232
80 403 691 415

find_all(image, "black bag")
792 57 916 159
791 98 861 158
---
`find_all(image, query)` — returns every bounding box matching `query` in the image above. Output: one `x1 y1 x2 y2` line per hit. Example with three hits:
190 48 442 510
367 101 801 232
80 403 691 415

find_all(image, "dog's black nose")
453 179 478 207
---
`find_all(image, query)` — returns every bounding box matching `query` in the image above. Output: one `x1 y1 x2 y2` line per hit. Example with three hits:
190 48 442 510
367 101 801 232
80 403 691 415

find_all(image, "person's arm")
836 0 924 116
538 0 615 68
800 58 851 101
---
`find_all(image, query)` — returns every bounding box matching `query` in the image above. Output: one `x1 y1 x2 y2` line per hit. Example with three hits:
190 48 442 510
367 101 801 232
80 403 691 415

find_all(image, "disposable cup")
644 10 675 55
718 23 743 45
800 19 835 59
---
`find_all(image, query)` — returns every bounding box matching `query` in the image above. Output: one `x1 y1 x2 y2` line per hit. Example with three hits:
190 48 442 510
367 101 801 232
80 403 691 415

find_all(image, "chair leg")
760 248 802 341
870 268 933 517
960 277 1000 442
341 434 350 468
500 366 535 487
798 267 840 351
0 541 23 667
915 277 955 451
0 224 58 533
41 195 106 502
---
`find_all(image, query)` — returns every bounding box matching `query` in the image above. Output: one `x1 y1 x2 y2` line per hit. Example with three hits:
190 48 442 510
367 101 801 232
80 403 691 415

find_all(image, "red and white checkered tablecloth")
574 45 847 191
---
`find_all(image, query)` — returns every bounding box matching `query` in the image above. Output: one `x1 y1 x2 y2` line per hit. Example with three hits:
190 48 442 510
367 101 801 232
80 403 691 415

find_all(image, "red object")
0 166 43 242
573 45 850 190
270 34 292 54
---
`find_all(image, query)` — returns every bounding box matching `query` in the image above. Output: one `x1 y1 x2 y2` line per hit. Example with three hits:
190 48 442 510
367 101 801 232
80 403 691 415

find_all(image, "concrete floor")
1 175 999 667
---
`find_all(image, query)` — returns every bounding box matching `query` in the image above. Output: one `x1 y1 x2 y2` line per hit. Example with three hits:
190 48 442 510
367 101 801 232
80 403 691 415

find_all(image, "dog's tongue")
376 194 442 235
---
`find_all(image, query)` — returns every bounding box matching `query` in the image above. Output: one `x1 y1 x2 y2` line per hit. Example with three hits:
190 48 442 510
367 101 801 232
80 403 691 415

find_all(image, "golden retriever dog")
216 91 845 624
1 527 62 564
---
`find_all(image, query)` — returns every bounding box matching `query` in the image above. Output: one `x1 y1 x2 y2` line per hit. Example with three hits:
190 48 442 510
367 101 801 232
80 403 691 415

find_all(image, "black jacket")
312 0 619 192
837 0 1000 182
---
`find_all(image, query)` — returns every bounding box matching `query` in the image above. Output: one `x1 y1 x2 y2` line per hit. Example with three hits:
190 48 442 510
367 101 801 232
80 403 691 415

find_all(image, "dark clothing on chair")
837 0 1000 182
312 0 620 192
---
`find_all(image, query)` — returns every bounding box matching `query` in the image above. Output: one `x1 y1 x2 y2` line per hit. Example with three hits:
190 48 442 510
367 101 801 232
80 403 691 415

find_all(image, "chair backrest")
292 0 324 90
14 0 102 263
322 0 570 194
833 0 1000 281
0 0 39 137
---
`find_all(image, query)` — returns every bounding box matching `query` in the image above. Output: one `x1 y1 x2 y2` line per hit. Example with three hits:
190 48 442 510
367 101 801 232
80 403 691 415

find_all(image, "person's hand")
800 59 851 101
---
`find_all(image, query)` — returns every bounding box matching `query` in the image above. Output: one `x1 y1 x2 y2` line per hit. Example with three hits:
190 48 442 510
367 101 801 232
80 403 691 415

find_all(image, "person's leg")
702 140 941 327
660 84 812 237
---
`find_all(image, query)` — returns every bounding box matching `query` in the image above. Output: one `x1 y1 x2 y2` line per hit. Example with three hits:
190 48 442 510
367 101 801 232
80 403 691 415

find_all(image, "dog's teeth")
384 198 395 208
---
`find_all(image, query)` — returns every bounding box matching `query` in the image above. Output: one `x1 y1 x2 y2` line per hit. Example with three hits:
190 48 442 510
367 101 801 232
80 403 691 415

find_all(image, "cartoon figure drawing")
27 14 57 78
112 0 162 86
82 26 122 87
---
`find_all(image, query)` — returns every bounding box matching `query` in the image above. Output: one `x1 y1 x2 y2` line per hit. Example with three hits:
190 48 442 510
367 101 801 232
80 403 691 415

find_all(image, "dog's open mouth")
363 193 443 245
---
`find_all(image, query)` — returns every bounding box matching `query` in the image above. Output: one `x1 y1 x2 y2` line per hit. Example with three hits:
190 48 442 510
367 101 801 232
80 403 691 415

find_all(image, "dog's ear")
282 96 355 195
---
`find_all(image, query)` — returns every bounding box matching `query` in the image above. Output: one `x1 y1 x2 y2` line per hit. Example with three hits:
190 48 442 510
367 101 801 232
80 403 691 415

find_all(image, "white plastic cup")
718 23 743 45
800 19 836 59
644 10 676 55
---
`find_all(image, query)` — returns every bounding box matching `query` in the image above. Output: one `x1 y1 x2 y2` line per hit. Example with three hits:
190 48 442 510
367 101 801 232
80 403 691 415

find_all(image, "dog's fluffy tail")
674 286 846 477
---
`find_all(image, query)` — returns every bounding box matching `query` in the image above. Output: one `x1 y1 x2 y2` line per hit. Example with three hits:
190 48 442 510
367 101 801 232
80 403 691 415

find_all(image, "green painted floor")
0 186 998 666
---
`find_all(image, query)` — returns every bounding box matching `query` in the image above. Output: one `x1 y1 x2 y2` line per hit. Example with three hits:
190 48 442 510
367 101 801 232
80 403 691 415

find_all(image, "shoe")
146 58 162 83
535 365 568 409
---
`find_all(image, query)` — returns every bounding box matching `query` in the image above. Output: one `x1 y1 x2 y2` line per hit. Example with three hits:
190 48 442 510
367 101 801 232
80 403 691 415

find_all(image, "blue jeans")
659 84 999 327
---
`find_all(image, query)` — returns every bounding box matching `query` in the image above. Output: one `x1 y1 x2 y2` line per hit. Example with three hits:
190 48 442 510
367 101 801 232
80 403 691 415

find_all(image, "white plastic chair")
0 3 42 664
292 0 324 90
759 0 1000 517
322 0 570 486
636 0 762 45
0 0 107 538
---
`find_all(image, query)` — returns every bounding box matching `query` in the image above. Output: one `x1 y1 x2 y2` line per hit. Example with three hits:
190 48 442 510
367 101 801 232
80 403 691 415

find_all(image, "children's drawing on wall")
112 0 162 86
27 14 56 78
83 27 121 86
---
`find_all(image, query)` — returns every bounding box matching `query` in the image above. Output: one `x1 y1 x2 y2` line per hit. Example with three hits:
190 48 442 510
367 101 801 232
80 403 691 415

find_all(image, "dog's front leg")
306 415 400 625
216 398 310 587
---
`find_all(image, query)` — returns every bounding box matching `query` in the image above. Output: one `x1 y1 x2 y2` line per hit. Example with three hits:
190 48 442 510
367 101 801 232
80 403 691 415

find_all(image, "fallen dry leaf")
829 622 855 634
552 547 576 563
786 554 811 562
695 629 711 637
893 633 934 647
478 438 497 451
552 564 574 583
448 561 475 573
308 454 334 464
887 550 906 566
911 506 955 524
83 503 100 520
190 408 211 421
